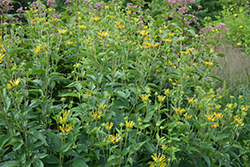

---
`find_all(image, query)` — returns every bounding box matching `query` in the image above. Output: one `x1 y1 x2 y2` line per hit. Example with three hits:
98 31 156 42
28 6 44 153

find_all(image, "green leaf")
60 93 79 99
200 152 211 167
117 90 127 99
72 159 88 167
215 133 230 142
33 158 44 167
62 141 73 153
42 155 59 164
29 130 48 146
0 135 10 149
0 161 19 167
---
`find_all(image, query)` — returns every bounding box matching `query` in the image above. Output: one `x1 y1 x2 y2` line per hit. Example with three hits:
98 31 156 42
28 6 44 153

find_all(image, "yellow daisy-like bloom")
145 42 159 48
139 30 149 36
0 54 4 63
59 124 73 133
105 122 113 130
215 104 221 109
60 116 67 123
227 103 233 108
203 61 214 66
140 94 150 101
1 47 5 53
173 107 185 114
187 97 198 104
164 89 170 95
78 25 86 29
97 103 107 110
214 112 223 119
184 113 192 119
162 145 169 150
168 33 175 36
12 64 17 70
126 10 131 14
237 42 241 46
133 18 139 22
139 45 148 49
206 113 216 122
164 38 172 42
234 14 237 17
179 37 184 41
92 111 103 119
85 91 92 98
108 134 121 144
234 116 244 127
57 29 67 34
33 45 41 53
98 31 109 37
241 105 250 112
151 153 166 162
91 16 100 21
9 78 21 87
7 83 12 89
238 25 243 29
126 120 135 128
211 122 219 128
157 95 166 102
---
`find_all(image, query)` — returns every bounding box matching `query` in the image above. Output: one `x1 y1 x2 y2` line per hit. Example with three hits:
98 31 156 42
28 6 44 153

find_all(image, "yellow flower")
168 33 175 36
238 25 243 29
91 16 100 21
92 111 103 119
126 10 131 14
214 112 223 119
62 110 70 118
57 29 67 34
162 145 169 150
86 37 92 43
97 103 107 110
157 95 166 102
206 113 216 122
184 113 192 119
211 123 219 128
12 64 16 70
78 25 86 29
0 54 4 63
105 6 109 9
60 116 67 123
241 105 250 112
239 95 242 99
139 30 149 36
215 104 221 109
179 37 184 41
105 122 113 130
9 78 21 87
187 97 197 104
33 45 41 53
98 31 109 37
237 42 241 46
133 18 139 22
151 153 166 162
173 107 185 114
143 26 148 29
234 14 237 17
164 89 170 95
1 47 6 53
7 83 12 89
59 124 73 133
108 134 121 143
85 91 92 98
140 94 150 101
203 61 214 66
210 49 214 53
126 120 135 128
234 116 244 127
227 103 233 108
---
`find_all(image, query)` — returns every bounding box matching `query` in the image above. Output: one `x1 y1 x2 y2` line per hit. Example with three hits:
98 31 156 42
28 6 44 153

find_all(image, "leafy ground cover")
0 0 250 166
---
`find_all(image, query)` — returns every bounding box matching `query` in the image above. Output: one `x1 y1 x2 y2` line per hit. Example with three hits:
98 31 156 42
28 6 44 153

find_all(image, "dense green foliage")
0 0 250 166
